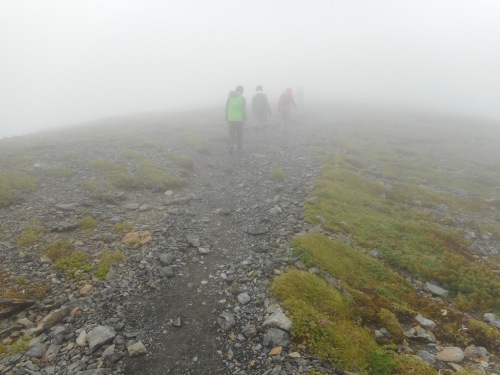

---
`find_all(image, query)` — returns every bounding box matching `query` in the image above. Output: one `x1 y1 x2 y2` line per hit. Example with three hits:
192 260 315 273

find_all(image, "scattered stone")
76 330 87 346
246 225 268 235
404 326 436 343
159 252 174 266
127 341 148 357
35 307 70 334
425 282 448 297
415 314 436 329
436 347 464 363
217 312 236 330
263 328 290 347
186 234 200 247
237 292 251 305
483 312 500 329
242 324 257 339
262 309 293 331
122 231 152 245
269 346 283 356
87 326 116 351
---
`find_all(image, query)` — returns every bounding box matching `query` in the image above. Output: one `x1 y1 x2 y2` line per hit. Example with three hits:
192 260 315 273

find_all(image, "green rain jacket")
226 92 247 122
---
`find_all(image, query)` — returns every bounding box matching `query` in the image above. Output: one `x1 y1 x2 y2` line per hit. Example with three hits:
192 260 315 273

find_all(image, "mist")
1 0 500 138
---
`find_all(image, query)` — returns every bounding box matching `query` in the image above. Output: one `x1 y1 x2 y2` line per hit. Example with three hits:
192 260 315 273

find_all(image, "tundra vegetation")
0 115 498 373
268 167 285 182
271 119 500 374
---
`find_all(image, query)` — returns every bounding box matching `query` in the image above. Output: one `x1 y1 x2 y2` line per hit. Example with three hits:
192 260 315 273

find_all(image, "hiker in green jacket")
225 85 246 154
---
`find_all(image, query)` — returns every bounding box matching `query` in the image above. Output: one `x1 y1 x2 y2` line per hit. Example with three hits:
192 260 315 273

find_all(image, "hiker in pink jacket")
278 88 296 133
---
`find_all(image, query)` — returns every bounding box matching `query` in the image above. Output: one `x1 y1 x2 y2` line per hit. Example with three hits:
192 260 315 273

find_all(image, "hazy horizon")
1 0 500 138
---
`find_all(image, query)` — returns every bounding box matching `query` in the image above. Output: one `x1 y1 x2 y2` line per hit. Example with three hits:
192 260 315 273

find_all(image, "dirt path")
121 116 327 374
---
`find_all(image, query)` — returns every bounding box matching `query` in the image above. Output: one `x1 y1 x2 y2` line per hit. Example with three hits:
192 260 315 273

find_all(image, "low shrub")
137 161 184 190
96 251 124 280
78 216 98 232
43 167 76 178
167 152 194 170
113 222 133 232
0 172 37 207
44 241 93 279
16 221 46 248
269 167 285 182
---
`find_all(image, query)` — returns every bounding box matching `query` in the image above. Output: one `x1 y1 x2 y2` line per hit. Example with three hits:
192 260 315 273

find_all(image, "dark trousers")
228 122 244 152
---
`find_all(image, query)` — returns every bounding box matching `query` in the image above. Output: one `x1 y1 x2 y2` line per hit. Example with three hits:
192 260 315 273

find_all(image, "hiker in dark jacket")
252 85 272 124
225 85 246 154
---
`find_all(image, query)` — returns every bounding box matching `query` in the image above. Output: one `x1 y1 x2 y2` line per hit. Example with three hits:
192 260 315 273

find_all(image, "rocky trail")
1 109 499 375
0 111 337 375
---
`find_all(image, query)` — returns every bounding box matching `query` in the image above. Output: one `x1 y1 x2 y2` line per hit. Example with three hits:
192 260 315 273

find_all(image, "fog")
1 0 500 138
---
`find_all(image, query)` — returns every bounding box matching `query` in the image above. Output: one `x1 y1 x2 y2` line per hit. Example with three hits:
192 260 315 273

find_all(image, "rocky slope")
0 109 498 375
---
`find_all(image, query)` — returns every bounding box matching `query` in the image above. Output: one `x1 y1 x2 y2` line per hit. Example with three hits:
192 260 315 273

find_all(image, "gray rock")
464 345 489 361
127 341 148 357
76 370 105 375
237 292 251 305
436 347 464 363
415 314 436 329
418 350 436 364
35 307 70 334
263 328 290 347
404 326 436 343
217 312 235 330
186 234 200 247
87 325 116 351
425 282 448 297
25 343 47 359
159 266 175 278
102 344 115 360
158 252 174 266
44 344 62 361
484 312 500 329
246 225 268 235
262 310 293 332
123 203 140 210
242 324 257 339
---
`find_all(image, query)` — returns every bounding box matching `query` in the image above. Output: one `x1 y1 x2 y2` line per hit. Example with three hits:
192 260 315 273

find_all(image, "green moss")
63 151 81 160
0 266 50 300
377 308 404 342
96 251 124 280
269 167 285 182
78 215 98 232
303 162 499 311
121 150 144 160
183 136 210 154
16 221 46 248
292 233 414 305
44 241 72 261
84 179 98 190
53 251 93 279
1 337 29 355
137 161 184 190
0 172 38 207
92 159 140 189
43 167 76 178
391 353 437 374
167 152 194 170
271 270 380 372
466 319 500 350
113 221 133 232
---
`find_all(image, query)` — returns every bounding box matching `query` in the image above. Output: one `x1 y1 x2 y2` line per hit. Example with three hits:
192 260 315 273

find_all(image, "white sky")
1 0 500 137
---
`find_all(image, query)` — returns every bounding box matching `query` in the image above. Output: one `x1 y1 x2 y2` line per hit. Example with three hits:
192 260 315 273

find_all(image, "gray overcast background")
1 0 500 138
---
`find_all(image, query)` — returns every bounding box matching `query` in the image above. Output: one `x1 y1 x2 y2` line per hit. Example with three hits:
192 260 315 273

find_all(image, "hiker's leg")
228 122 236 153
236 123 243 152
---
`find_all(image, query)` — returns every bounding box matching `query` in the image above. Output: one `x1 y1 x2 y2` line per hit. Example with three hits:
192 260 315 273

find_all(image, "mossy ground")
271 118 500 374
